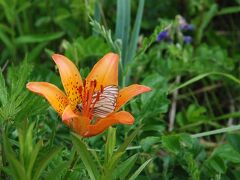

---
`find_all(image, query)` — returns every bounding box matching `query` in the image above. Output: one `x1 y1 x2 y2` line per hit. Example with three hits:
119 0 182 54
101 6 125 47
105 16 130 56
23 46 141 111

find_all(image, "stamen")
78 79 103 120
93 79 97 88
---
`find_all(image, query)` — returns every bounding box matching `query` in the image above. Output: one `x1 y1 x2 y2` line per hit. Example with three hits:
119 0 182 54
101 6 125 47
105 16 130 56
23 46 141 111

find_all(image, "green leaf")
115 0 130 62
169 72 240 94
126 0 144 63
116 125 142 154
0 68 8 106
196 4 218 43
90 17 122 54
28 42 48 61
33 147 62 180
44 162 69 180
26 140 42 179
129 158 152 180
140 136 161 151
24 123 35 163
227 134 240 152
15 32 65 44
108 126 142 171
3 133 26 180
207 156 226 174
112 154 138 179
104 127 116 164
213 144 240 164
71 133 99 180
191 124 240 138
217 6 240 15
64 36 110 64
0 28 14 53
162 135 181 154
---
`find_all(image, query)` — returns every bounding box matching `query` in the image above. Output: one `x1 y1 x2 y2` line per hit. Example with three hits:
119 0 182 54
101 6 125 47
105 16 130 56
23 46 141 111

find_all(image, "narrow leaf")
116 125 142 153
16 32 64 44
3 133 26 180
71 133 99 180
112 154 138 179
33 147 62 180
169 72 240 94
26 140 43 179
126 0 145 63
129 158 152 180
104 127 116 164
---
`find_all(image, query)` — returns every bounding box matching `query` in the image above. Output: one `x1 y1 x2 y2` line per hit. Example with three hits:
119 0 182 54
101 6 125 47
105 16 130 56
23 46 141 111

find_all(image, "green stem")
191 124 240 138
169 72 240 94
179 111 240 131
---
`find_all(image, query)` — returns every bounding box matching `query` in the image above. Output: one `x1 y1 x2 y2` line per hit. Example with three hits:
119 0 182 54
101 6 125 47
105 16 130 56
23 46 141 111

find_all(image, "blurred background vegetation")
0 0 240 179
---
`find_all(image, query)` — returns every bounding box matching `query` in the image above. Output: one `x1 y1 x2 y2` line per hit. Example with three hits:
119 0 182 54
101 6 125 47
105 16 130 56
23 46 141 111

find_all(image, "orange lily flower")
26 53 151 137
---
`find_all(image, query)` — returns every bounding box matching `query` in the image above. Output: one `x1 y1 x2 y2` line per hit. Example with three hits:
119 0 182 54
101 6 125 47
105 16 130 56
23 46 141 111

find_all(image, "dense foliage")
0 0 240 179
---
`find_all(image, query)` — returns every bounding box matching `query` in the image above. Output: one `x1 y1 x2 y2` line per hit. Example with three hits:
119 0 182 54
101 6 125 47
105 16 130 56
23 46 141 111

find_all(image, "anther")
93 80 97 88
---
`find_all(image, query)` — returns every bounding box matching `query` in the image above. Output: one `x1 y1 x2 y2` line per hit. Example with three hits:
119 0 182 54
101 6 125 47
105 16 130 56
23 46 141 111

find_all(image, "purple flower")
178 15 194 31
181 24 194 31
183 36 192 44
156 30 169 42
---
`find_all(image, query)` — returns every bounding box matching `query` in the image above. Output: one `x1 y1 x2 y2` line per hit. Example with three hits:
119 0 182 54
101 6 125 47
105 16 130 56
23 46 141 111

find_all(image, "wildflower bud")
183 36 192 44
178 15 194 31
156 30 169 42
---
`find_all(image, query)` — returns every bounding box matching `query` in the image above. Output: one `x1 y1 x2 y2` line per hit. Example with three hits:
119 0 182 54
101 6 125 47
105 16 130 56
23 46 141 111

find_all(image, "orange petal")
26 82 68 115
85 111 134 137
115 84 151 111
52 54 83 109
62 105 79 126
86 53 119 90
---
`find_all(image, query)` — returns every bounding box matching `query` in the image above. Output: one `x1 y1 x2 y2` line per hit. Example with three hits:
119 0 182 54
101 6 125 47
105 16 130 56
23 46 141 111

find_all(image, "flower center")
77 80 104 119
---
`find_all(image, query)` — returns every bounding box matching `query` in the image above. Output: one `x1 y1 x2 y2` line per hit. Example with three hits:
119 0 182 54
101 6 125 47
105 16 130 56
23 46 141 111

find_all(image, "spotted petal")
52 54 83 110
26 82 68 115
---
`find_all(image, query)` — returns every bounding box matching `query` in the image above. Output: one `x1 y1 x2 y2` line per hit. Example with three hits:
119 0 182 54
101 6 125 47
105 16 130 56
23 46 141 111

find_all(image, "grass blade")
33 147 62 180
126 0 145 63
129 158 152 180
169 72 240 94
115 0 130 62
71 133 99 180
112 154 138 179
16 32 64 44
